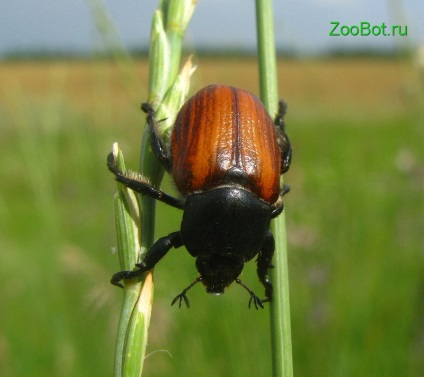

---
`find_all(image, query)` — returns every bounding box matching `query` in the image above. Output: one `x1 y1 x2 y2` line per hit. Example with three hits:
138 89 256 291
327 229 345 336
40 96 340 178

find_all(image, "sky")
0 0 423 57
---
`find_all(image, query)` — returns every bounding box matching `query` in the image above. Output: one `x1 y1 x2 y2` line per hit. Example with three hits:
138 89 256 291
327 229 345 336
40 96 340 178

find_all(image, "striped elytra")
171 84 282 204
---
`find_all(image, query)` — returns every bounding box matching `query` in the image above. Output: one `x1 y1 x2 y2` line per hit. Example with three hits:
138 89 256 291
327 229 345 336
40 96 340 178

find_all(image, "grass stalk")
111 1 196 376
255 1 294 376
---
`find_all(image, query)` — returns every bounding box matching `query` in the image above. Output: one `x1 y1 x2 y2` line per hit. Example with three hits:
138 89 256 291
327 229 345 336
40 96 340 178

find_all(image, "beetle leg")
171 277 202 308
256 231 275 302
141 102 173 173
235 279 264 309
111 232 184 288
270 184 290 218
136 231 183 269
107 152 185 209
274 100 292 174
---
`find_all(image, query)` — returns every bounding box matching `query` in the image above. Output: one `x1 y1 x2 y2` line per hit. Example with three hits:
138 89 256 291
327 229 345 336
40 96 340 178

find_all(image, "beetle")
107 84 292 309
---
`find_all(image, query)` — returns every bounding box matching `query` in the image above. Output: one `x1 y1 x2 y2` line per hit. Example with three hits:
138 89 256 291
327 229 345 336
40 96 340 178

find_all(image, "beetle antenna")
235 279 264 310
171 277 202 308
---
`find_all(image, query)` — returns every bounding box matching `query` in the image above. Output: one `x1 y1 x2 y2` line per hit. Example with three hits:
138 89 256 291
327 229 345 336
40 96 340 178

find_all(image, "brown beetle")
107 84 292 309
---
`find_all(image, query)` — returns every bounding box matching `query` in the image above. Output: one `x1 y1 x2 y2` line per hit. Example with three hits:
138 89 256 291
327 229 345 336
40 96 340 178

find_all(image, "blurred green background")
0 54 423 376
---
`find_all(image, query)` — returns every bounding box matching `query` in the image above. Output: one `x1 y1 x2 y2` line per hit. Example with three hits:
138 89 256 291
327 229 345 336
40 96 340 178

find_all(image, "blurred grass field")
0 57 423 377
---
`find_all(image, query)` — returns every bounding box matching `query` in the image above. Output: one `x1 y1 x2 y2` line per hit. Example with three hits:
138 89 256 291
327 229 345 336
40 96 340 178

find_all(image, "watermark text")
329 21 407 37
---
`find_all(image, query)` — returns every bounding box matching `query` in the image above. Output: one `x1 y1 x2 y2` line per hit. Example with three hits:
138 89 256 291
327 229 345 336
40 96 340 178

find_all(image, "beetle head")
195 254 244 295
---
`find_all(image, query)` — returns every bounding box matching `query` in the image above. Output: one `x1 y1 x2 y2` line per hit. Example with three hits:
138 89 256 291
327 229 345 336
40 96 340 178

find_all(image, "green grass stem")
110 1 196 376
255 1 294 376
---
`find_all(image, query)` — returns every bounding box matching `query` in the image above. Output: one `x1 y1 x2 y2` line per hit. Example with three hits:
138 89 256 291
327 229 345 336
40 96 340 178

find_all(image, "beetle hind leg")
107 152 185 209
141 102 173 173
274 100 292 174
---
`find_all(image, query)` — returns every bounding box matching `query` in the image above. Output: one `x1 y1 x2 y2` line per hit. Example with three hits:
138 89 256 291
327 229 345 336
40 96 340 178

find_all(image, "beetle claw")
248 293 264 310
111 270 140 288
236 278 265 310
171 292 191 308
170 277 201 308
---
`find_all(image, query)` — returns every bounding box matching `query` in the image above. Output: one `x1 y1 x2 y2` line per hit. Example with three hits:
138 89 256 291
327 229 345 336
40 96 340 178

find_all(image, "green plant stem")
255 1 294 377
111 2 196 376
140 0 196 249
255 0 278 112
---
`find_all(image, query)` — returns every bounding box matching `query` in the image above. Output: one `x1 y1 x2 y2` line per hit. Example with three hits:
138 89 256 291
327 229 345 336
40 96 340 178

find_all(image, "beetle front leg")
111 231 184 288
256 231 275 302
